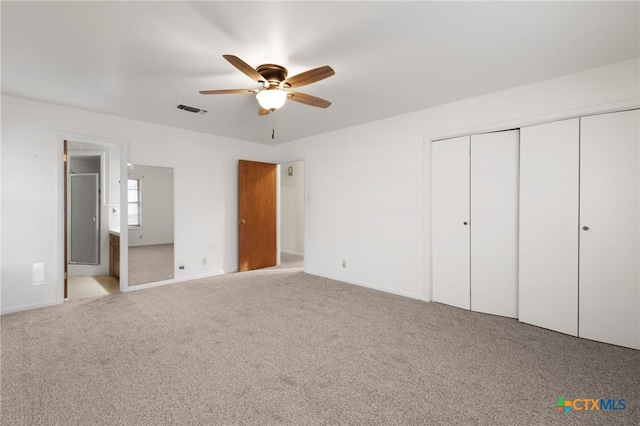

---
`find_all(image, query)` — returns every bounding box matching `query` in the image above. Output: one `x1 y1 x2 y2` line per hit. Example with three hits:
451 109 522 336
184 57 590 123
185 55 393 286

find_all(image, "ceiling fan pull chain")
272 111 276 140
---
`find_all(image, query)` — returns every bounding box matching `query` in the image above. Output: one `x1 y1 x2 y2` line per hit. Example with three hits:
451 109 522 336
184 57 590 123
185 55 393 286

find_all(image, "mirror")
127 164 174 286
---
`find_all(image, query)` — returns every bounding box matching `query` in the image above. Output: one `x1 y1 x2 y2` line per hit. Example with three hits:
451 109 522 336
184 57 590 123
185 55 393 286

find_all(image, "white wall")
2 58 638 314
280 160 304 254
1 96 272 313
274 58 640 301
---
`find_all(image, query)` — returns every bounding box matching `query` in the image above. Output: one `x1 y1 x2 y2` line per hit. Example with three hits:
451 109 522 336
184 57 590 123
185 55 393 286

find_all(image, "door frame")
68 172 101 266
58 133 129 303
67 151 105 273
277 158 306 265
237 158 306 272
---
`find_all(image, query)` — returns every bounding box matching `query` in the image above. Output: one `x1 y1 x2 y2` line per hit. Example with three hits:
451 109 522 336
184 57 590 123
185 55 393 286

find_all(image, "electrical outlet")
202 257 207 265
342 260 346 268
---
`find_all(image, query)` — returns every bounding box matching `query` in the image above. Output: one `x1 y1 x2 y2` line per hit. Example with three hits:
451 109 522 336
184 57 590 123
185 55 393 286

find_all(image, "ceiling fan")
200 55 335 116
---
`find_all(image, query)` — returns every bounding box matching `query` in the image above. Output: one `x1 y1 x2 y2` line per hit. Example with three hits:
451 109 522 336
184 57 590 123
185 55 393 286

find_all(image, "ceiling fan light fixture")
256 88 287 110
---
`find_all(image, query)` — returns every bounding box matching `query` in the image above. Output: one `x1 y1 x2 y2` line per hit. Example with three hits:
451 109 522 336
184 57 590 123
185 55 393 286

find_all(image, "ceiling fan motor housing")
256 64 289 87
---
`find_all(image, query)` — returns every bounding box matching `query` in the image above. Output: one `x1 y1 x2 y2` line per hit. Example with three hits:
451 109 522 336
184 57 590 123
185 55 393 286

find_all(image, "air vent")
177 104 208 114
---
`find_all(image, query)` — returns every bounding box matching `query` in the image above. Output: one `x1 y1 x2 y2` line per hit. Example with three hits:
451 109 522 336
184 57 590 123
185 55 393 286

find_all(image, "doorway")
279 160 305 268
237 159 305 272
64 140 122 300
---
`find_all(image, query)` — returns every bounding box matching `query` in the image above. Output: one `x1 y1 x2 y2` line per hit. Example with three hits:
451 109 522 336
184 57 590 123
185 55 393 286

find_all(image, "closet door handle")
582 226 589 231
463 221 468 225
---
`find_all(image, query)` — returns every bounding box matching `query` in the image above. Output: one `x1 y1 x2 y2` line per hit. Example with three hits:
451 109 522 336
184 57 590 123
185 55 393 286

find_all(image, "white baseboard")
309 272 425 301
1 299 60 315
125 270 227 292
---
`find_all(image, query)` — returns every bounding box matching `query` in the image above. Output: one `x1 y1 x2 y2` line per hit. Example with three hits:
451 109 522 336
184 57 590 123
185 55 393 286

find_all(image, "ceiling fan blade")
199 89 257 95
223 55 266 85
258 105 271 116
286 91 332 108
283 66 335 89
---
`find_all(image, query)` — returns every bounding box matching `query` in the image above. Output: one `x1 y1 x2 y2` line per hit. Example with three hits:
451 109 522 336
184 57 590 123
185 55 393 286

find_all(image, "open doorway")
64 140 122 301
279 160 305 269
237 159 305 272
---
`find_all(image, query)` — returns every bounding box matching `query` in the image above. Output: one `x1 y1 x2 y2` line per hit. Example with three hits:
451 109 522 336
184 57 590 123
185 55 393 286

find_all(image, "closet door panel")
519 119 579 336
432 136 470 310
579 109 640 349
470 130 519 318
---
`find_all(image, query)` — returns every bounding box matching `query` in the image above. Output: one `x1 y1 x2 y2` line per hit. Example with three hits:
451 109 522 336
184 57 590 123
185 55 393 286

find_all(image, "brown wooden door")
238 160 277 271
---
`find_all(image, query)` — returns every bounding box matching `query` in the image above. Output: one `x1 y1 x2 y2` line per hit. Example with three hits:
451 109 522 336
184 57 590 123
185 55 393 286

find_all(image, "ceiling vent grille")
177 104 208 114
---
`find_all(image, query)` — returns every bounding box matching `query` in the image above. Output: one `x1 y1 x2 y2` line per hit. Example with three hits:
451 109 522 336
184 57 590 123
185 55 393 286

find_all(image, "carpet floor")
128 244 174 286
1 263 639 425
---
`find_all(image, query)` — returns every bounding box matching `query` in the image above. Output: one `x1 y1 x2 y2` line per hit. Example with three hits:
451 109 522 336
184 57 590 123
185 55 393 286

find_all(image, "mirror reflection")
127 164 174 286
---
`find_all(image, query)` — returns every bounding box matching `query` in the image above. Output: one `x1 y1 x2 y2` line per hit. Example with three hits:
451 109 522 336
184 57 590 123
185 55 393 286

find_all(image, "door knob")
582 226 589 231
463 221 468 225
239 219 246 225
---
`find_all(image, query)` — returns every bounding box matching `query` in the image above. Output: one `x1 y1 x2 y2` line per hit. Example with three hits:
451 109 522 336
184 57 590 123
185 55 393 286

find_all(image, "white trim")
125 270 227 292
67 151 105 273
275 154 307 165
428 99 639 143
1 300 59 315
126 177 142 229
280 250 303 256
316 272 424 301
423 135 432 302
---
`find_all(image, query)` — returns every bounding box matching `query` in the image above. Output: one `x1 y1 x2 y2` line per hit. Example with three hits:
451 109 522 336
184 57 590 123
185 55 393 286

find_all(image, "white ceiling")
2 1 638 144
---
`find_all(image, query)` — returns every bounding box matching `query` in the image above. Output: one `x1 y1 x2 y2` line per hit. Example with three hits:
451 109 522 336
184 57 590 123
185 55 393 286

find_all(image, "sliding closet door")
470 130 519 318
432 136 470 310
580 109 640 349
519 119 579 336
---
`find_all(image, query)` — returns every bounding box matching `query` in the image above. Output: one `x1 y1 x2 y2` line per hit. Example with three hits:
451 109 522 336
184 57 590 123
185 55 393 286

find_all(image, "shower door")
69 173 100 264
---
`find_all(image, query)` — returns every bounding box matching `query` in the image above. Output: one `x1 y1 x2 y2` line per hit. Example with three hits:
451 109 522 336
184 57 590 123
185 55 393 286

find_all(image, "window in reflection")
127 178 141 227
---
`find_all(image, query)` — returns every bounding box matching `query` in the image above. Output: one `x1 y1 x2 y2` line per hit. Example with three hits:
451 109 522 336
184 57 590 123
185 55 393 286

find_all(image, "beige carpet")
128 243 174 286
271 252 304 270
1 264 639 425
